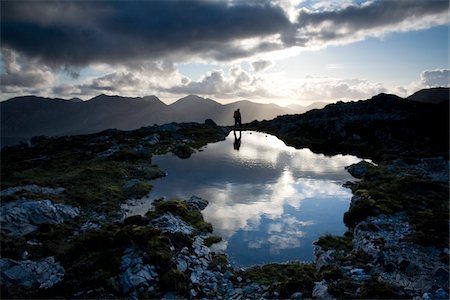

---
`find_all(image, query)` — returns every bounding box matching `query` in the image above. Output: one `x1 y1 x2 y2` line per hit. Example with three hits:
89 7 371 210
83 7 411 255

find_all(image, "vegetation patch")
244 263 317 298
204 235 223 247
314 234 352 252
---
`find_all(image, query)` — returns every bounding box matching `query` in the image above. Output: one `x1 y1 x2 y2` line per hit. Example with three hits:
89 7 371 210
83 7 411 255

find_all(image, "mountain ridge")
1 94 298 146
2 88 448 147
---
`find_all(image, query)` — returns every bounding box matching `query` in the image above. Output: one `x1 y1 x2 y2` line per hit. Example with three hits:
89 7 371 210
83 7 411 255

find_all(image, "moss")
146 235 173 268
204 235 222 247
347 250 373 267
245 263 317 298
210 253 229 271
146 199 213 233
321 265 344 281
123 180 153 199
314 234 352 252
159 269 189 295
407 210 449 247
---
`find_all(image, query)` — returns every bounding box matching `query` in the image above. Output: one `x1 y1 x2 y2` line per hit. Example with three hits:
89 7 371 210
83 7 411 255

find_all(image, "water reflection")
126 131 363 267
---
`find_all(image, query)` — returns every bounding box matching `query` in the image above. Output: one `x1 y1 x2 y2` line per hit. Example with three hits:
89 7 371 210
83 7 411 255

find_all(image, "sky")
1 0 449 106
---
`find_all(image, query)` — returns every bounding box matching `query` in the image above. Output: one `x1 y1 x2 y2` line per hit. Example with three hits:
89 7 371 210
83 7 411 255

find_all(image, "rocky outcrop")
0 199 79 235
120 247 159 296
0 256 65 289
353 214 449 296
187 195 209 211
149 213 194 235
0 184 65 197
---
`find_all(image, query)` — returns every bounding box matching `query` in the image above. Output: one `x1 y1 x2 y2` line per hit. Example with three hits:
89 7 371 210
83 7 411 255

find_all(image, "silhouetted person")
233 130 241 151
233 108 242 130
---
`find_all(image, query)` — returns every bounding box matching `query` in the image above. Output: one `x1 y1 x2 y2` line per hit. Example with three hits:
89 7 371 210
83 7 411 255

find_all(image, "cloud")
294 76 388 102
0 48 55 95
1 1 289 66
294 1 449 48
251 59 273 72
165 65 277 99
1 0 448 68
420 69 450 87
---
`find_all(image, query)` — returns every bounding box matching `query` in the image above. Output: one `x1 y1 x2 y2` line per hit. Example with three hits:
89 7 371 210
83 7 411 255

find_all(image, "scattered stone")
0 256 64 289
120 247 158 295
0 199 79 236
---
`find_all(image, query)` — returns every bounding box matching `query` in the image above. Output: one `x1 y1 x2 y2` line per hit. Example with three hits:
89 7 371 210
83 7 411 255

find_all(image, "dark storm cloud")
295 0 449 45
1 0 290 66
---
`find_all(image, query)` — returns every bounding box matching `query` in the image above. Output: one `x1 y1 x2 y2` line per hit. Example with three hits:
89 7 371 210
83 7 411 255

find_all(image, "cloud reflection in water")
139 131 362 266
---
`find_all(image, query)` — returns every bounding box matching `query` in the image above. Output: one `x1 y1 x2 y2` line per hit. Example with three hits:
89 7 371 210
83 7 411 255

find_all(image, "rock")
0 256 64 289
434 288 449 299
97 144 120 158
0 199 80 236
0 184 65 197
142 133 160 145
345 161 376 179
173 144 194 159
190 269 202 284
432 267 449 287
312 280 334 299
350 268 365 276
120 248 158 295
149 213 194 235
422 292 433 300
290 291 303 299
187 195 209 211
176 258 188 272
79 221 101 233
315 249 336 271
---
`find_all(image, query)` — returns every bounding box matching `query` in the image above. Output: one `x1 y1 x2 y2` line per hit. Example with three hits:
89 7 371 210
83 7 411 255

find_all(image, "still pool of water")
126 131 363 267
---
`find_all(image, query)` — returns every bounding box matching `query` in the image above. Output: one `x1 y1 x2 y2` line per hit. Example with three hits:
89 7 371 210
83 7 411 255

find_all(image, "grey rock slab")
1 199 79 236
0 256 64 289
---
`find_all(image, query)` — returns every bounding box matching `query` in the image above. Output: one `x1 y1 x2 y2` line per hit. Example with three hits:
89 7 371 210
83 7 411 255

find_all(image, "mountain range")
2 88 447 147
0 94 326 146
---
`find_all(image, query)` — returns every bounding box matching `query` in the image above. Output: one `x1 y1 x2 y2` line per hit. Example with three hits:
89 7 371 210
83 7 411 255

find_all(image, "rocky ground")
1 93 449 299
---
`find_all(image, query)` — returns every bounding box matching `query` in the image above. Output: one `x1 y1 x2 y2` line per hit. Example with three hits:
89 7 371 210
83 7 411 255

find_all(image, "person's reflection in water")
233 130 241 151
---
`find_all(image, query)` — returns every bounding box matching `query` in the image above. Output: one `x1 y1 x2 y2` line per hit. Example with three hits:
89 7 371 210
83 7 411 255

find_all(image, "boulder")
0 256 64 289
187 195 209 211
1 199 79 236
345 161 376 179
149 213 194 235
